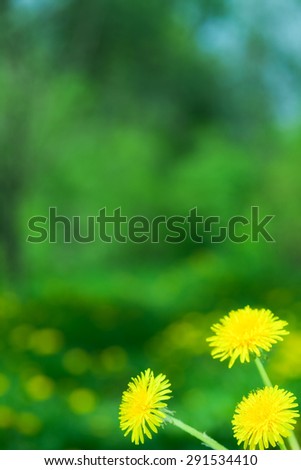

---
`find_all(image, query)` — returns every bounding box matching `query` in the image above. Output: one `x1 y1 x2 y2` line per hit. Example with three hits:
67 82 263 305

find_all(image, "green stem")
254 357 272 387
255 357 300 450
286 432 300 450
279 442 287 450
166 415 228 450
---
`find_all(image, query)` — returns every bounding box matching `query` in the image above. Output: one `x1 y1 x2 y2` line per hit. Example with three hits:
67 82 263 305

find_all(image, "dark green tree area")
0 0 301 450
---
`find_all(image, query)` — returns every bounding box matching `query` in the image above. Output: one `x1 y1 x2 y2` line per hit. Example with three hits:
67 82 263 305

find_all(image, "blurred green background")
0 0 301 450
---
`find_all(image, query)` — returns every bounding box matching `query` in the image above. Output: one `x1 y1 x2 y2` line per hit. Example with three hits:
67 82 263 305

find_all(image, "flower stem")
255 357 300 450
166 415 228 450
286 431 300 450
279 442 287 450
254 357 272 387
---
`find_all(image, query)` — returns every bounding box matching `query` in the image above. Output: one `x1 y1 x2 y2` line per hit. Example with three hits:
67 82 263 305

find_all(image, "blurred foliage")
0 0 301 450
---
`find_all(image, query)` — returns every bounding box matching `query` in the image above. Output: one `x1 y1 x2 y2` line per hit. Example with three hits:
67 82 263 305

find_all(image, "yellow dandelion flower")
232 386 299 450
207 306 289 368
119 368 172 445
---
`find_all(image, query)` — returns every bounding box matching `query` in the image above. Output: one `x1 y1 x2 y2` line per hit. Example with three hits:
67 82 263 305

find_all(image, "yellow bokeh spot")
25 375 55 401
0 292 20 318
63 348 91 375
9 324 34 350
68 388 96 415
16 412 42 436
271 331 301 379
0 374 10 396
100 346 128 372
28 329 64 355
0 406 15 428
148 312 209 359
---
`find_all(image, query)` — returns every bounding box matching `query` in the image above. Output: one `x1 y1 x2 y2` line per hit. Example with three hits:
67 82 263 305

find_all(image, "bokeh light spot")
0 374 10 396
63 348 91 375
68 388 97 414
100 346 128 372
0 406 15 428
25 375 55 401
16 412 42 436
9 324 34 351
28 329 64 355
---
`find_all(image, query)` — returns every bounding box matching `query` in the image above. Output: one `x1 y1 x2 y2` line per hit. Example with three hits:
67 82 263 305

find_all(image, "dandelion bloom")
207 306 289 368
232 386 299 449
119 368 172 445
